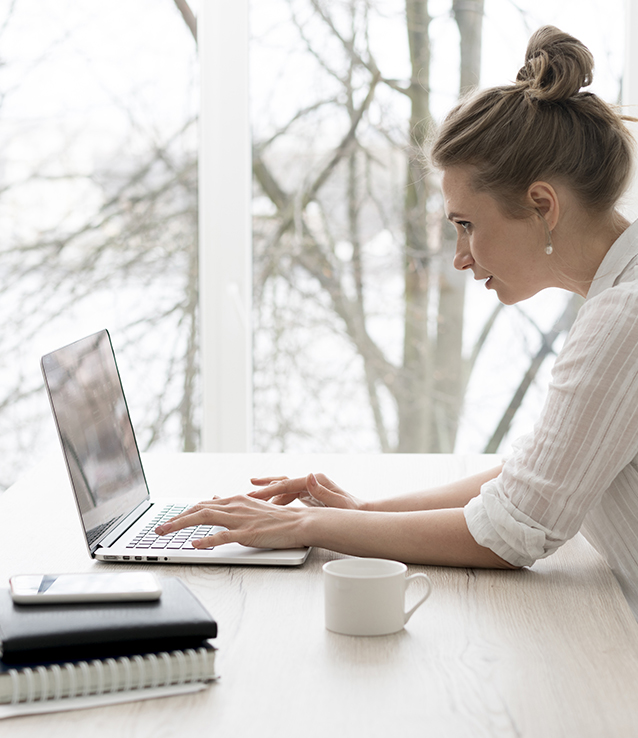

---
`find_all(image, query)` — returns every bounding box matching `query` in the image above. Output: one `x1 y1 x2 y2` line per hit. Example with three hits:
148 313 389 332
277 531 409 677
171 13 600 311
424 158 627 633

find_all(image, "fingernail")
309 473 318 487
157 524 171 535
192 539 201 548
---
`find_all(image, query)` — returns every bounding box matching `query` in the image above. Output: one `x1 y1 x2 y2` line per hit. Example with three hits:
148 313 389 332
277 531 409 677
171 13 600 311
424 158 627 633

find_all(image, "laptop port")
123 556 130 560
134 556 143 560
147 556 158 561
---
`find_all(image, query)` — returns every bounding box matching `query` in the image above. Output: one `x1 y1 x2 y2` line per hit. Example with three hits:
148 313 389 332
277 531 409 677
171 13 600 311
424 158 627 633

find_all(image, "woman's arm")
155 477 516 569
300 505 517 568
364 465 503 511
248 465 503 512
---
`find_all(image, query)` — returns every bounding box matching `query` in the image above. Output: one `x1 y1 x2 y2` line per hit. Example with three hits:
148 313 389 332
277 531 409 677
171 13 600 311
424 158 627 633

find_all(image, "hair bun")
516 25 594 102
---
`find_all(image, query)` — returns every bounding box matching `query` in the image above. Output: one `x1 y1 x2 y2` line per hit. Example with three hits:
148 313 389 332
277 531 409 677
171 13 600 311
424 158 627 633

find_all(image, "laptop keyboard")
126 504 224 551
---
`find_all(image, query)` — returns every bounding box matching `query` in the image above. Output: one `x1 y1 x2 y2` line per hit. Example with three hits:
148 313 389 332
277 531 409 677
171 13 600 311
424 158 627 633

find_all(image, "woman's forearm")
363 465 503 512
301 504 516 568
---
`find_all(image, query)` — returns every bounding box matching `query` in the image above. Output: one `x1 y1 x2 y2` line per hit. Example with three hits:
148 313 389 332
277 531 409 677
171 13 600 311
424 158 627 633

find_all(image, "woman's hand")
155 495 308 550
248 472 367 510
153 475 365 550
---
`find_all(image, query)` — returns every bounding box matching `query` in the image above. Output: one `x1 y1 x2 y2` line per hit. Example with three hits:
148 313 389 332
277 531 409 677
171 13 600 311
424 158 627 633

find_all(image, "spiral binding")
6 646 213 706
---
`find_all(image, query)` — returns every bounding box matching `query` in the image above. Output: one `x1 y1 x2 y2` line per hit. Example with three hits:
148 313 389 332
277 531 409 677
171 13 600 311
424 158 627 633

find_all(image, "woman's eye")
456 221 471 232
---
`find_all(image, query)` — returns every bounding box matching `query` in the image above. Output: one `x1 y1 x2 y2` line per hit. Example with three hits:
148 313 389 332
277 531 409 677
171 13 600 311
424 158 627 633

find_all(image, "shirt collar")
586 219 638 301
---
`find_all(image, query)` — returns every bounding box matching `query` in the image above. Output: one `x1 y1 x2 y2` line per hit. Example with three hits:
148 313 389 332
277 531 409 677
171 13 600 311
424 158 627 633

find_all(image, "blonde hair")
430 26 635 217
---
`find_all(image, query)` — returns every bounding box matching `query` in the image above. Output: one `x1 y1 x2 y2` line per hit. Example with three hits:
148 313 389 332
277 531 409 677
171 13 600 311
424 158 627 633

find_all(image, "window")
0 1 634 490
0 0 199 488
223 0 629 455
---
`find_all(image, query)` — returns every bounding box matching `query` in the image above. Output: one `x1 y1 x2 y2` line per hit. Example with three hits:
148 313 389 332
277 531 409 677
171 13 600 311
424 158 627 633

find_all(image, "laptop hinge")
97 499 154 549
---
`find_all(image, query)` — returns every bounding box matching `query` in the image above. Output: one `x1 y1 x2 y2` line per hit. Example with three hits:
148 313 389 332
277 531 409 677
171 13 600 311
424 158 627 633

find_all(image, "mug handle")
403 573 432 624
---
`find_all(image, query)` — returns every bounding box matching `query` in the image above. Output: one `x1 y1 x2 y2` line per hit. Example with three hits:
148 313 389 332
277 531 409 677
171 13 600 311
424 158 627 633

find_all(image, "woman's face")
441 167 554 305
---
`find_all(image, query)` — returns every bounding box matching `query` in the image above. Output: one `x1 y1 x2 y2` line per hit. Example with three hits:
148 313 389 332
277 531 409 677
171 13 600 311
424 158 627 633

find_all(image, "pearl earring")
545 233 553 255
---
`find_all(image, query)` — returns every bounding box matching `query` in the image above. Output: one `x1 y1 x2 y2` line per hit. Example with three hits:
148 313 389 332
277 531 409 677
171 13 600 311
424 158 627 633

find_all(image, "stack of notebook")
0 577 218 718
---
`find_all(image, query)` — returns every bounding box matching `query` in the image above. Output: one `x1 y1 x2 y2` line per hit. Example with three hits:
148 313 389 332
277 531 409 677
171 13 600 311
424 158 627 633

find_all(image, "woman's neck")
551 208 630 297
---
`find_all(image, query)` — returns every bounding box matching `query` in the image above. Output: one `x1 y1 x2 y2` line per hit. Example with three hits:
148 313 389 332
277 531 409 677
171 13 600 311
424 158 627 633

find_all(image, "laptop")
41 329 310 566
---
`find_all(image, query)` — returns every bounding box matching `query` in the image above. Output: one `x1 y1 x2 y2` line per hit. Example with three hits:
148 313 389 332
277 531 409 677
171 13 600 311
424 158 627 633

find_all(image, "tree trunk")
180 233 200 452
454 0 484 94
398 0 433 452
429 0 484 452
430 220 466 451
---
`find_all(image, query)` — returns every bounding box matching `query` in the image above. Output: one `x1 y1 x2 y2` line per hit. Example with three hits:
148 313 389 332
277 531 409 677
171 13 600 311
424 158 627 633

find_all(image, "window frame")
624 0 638 218
198 0 253 452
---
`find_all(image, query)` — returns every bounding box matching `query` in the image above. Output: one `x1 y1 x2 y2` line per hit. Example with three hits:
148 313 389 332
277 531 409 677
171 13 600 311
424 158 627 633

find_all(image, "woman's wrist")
300 505 357 550
299 505 328 548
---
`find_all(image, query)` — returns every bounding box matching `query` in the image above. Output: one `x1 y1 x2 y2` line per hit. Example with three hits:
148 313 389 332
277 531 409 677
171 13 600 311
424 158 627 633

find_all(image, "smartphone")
9 572 162 604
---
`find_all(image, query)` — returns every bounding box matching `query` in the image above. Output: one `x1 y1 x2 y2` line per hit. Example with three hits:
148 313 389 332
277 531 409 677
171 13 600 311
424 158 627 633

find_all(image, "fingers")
160 497 221 528
248 476 307 501
302 473 358 510
313 473 337 489
250 476 288 487
248 474 330 508
248 472 350 508
155 502 225 535
192 527 236 549
300 473 328 507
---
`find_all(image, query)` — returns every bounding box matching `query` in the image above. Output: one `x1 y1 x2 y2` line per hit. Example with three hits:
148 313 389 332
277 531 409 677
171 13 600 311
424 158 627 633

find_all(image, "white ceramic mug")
323 558 432 636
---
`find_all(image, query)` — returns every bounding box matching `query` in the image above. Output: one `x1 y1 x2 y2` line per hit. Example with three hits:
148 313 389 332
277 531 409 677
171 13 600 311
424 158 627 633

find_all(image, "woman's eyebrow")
446 212 467 221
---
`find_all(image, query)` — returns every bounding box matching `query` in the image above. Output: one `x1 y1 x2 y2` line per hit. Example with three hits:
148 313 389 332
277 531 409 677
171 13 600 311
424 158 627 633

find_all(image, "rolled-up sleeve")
464 283 638 567
465 473 553 567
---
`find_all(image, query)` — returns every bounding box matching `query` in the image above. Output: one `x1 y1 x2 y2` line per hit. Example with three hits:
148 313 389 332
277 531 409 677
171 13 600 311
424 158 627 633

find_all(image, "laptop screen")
41 330 149 552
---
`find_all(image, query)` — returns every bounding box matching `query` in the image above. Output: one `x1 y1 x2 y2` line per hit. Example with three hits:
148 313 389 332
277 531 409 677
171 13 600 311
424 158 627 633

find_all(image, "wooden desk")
2 452 638 737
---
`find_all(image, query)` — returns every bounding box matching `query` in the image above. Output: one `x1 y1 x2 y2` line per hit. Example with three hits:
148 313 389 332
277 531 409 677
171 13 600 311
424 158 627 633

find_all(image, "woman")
157 27 638 611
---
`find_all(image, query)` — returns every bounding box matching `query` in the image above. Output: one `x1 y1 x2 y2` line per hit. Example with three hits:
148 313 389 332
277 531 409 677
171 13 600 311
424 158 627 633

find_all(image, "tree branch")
483 294 582 453
307 0 410 96
173 0 197 42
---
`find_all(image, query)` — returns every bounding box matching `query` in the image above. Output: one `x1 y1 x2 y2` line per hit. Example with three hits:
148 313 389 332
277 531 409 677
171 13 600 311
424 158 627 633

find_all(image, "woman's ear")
527 181 560 231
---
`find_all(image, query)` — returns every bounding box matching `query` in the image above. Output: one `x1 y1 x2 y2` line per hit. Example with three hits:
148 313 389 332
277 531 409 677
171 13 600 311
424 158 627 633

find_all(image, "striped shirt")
465 219 638 617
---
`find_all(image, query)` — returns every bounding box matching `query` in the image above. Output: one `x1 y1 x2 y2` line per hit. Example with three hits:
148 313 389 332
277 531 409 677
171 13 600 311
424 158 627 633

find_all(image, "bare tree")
0 0 583 491
251 0 579 454
0 1 200 489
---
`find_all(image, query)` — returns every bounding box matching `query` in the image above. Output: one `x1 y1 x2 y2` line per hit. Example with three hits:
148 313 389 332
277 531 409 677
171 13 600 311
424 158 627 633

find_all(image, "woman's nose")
453 241 473 271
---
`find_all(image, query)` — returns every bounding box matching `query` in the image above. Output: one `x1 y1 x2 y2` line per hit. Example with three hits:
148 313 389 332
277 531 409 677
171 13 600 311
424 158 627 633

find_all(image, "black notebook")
0 577 217 664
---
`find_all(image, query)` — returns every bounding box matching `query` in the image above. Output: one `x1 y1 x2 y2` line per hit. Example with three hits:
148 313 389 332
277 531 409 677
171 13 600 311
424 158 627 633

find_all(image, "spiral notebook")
0 644 217 719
